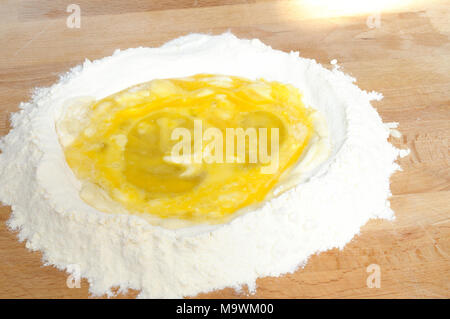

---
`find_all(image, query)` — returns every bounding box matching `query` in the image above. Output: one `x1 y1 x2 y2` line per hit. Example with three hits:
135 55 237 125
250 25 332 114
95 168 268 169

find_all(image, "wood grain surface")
0 0 449 298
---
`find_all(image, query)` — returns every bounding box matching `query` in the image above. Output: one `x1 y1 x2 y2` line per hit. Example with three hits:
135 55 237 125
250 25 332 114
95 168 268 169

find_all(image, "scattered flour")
0 33 406 298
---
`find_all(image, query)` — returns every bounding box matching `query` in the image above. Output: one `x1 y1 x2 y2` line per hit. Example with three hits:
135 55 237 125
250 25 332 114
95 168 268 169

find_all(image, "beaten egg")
59 74 323 225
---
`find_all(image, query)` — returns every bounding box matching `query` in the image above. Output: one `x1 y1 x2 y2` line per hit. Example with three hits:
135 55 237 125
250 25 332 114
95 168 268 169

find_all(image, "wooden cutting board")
0 0 448 298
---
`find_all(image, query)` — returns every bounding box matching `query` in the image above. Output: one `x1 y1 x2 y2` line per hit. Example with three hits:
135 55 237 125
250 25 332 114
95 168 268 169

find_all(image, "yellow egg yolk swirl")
62 74 314 224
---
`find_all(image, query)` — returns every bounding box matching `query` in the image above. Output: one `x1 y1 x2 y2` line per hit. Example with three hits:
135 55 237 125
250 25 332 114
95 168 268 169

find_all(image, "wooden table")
0 0 448 298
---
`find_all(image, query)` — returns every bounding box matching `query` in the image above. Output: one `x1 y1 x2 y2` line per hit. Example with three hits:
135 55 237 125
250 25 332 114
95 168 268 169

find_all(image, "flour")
0 33 405 298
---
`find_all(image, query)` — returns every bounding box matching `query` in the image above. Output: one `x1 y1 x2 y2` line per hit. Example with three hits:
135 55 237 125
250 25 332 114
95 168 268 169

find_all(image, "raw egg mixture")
61 74 316 224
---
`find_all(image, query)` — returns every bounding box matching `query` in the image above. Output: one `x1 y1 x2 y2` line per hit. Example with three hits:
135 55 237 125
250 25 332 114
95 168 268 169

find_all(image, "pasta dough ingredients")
60 74 319 224
0 33 407 298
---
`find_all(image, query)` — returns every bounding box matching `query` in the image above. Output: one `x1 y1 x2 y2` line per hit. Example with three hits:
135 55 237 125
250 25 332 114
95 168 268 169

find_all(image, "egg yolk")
63 74 314 224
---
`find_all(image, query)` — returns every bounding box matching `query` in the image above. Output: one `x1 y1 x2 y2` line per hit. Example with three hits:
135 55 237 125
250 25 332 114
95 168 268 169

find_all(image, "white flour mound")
0 33 405 298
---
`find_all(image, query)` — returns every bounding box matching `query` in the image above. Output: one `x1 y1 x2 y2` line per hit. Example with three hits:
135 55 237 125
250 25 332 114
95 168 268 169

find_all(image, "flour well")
0 33 405 298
